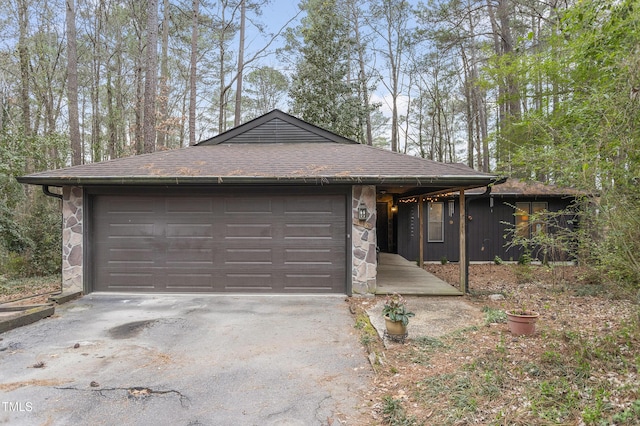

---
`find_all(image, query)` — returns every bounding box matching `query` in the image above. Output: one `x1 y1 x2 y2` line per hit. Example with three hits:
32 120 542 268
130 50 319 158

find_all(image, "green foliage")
287 0 372 142
382 293 415 326
487 0 640 291
244 66 289 118
481 306 507 325
439 256 448 265
0 202 33 253
23 198 61 276
0 275 60 298
381 396 419 426
591 193 640 289
0 195 61 278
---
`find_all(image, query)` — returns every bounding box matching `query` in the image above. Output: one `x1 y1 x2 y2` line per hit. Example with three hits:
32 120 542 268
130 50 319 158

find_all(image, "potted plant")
382 293 415 336
505 306 539 336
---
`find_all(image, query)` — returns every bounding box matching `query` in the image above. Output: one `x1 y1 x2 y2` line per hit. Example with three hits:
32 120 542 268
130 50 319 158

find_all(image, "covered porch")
375 253 462 296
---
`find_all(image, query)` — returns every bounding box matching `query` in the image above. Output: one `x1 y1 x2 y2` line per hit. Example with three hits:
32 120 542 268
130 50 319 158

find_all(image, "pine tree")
288 0 368 141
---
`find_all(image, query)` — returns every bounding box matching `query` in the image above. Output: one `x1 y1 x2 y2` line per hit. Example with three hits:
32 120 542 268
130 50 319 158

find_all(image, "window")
531 202 547 235
428 202 444 242
515 202 548 238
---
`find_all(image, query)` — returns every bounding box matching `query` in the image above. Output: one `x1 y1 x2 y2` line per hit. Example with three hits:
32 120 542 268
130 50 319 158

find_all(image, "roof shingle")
17 110 497 193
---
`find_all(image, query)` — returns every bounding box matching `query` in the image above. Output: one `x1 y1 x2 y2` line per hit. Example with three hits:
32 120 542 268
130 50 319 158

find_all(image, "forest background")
0 0 639 294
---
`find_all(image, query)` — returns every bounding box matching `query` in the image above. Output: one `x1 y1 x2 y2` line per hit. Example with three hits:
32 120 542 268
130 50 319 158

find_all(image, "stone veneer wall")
352 185 377 295
62 186 83 293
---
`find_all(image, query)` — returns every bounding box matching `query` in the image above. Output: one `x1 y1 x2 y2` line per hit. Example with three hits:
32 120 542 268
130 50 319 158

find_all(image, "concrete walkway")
376 253 462 296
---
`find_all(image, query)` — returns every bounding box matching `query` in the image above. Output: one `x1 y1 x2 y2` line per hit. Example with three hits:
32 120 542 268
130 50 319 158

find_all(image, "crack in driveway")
54 385 191 407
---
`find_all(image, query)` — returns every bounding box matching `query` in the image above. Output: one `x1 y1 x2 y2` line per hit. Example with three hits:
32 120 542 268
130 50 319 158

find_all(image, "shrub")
0 195 61 278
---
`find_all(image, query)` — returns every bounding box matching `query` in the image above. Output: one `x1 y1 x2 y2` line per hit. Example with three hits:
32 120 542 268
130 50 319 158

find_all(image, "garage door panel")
224 273 273 291
224 223 273 239
283 273 334 291
284 198 335 214
165 272 214 290
224 248 273 265
166 248 215 265
100 270 157 289
93 192 346 293
166 223 214 238
284 248 332 264
101 197 156 214
165 197 213 213
106 247 155 264
224 198 272 214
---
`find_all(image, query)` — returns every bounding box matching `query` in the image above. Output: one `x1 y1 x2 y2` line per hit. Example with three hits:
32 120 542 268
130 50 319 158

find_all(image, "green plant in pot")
382 293 415 336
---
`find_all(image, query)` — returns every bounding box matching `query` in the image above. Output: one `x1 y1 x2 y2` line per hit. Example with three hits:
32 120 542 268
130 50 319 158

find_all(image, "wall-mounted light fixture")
390 204 398 213
358 204 368 220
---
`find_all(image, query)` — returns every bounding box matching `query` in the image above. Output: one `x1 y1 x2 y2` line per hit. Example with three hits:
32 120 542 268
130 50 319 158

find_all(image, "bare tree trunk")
143 0 159 154
135 56 144 154
350 0 372 145
157 0 170 148
189 0 199 146
67 0 82 165
233 0 245 127
17 0 31 139
90 2 104 163
459 47 475 169
107 69 116 160
498 0 520 121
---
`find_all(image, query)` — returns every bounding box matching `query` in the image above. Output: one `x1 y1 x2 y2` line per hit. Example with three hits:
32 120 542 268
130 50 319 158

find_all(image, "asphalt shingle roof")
18 110 497 191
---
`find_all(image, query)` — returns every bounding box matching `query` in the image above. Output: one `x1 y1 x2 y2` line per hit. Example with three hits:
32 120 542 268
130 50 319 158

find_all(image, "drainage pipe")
42 185 63 200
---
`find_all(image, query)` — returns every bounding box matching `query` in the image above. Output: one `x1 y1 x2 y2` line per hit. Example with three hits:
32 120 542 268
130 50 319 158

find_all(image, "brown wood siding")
90 189 347 293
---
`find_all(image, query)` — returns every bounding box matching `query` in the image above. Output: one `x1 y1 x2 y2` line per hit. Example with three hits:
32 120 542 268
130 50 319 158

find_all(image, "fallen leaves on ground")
351 263 640 425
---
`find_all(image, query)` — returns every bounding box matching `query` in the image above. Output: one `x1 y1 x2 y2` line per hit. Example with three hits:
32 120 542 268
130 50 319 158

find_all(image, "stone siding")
62 186 83 293
352 185 377 295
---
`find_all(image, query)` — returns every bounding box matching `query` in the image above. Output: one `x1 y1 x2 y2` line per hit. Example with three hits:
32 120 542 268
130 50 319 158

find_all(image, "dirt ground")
350 263 640 425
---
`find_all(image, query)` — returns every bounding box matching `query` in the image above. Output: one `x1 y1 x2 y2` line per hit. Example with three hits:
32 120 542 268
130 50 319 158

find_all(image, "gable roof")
198 109 358 145
17 110 498 195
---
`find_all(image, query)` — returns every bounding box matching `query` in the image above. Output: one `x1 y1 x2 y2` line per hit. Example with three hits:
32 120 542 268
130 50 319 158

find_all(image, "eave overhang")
17 174 497 190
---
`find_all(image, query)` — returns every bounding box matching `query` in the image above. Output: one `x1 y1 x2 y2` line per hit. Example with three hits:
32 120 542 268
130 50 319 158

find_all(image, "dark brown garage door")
91 191 347 293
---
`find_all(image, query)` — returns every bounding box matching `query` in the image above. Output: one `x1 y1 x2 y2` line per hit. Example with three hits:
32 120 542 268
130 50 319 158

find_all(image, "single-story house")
397 178 583 263
18 110 497 295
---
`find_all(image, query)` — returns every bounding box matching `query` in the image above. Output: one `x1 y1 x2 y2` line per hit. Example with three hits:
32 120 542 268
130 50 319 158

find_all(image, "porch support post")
418 197 424 268
459 189 466 293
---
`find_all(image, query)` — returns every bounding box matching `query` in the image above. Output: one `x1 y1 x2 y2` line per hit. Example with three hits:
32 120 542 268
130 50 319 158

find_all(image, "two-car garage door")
91 191 347 293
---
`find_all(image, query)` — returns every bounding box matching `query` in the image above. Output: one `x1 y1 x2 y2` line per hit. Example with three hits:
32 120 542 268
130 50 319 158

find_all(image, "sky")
241 0 407 119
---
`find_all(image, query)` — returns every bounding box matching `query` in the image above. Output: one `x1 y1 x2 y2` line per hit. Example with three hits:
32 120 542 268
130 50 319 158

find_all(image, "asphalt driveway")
0 295 372 425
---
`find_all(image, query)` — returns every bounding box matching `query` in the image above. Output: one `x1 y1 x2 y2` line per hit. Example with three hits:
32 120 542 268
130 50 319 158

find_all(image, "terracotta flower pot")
384 315 407 335
506 310 540 336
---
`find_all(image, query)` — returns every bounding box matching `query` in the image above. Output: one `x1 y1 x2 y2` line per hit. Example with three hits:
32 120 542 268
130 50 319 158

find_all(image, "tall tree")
370 0 411 152
347 0 374 145
233 0 246 127
16 0 31 139
244 66 288 118
66 0 81 165
288 0 369 141
189 0 199 146
157 0 171 149
143 0 159 153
